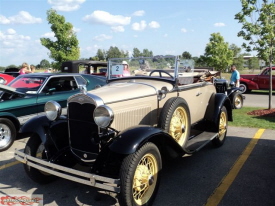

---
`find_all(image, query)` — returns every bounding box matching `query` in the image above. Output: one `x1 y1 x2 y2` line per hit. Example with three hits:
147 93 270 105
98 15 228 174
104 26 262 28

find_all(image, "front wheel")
119 142 162 206
232 92 243 109
212 106 228 147
239 83 250 94
0 118 16 152
24 134 57 184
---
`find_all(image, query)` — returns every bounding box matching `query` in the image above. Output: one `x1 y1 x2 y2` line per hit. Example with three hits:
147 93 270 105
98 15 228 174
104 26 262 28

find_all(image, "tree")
181 51 192 59
106 46 123 59
95 49 106 61
132 48 142 57
40 9 80 70
235 0 275 109
40 59 51 69
204 33 233 72
142 49 153 57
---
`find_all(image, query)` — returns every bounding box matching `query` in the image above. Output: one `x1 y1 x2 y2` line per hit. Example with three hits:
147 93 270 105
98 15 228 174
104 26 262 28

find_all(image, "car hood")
0 84 25 95
88 79 173 103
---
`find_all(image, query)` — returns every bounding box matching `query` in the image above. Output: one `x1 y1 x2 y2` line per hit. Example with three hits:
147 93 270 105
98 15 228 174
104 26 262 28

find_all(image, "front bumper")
14 149 120 193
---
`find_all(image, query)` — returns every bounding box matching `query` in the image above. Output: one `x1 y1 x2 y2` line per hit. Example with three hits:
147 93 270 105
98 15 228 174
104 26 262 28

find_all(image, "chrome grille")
67 93 100 160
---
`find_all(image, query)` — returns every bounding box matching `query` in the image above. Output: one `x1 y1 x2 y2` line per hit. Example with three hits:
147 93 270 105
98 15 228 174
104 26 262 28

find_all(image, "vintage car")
0 73 15 85
3 67 20 77
239 67 275 93
61 60 107 76
15 56 232 206
0 73 106 152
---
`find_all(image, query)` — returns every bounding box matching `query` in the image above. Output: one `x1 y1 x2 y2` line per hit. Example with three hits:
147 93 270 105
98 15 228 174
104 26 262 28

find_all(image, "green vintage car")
0 73 106 152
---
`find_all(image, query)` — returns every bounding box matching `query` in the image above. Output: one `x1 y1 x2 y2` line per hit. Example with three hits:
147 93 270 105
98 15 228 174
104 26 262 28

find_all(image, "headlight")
93 105 114 128
45 101 62 121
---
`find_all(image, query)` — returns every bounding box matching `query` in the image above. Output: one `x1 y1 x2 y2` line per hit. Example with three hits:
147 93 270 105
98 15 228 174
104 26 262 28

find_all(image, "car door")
36 76 80 115
257 69 270 89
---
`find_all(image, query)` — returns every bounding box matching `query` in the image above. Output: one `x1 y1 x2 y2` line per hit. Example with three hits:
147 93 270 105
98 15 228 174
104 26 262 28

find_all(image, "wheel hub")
134 165 151 191
0 124 11 147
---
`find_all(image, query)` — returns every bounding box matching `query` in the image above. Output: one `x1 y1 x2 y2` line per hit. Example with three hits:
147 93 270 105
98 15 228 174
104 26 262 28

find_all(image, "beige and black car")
15 55 233 206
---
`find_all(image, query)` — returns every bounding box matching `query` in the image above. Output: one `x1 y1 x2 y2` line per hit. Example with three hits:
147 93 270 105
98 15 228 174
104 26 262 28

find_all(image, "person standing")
19 62 31 74
230 64 240 87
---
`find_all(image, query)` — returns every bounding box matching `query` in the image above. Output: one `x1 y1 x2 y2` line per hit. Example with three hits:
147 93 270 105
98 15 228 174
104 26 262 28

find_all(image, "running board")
185 131 218 153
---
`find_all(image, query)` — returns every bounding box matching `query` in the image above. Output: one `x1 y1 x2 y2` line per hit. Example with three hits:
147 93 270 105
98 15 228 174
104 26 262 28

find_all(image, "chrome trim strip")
68 93 104 107
15 149 120 193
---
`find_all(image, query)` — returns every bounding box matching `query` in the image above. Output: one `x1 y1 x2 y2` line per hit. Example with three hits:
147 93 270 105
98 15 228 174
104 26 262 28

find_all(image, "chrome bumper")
14 149 120 193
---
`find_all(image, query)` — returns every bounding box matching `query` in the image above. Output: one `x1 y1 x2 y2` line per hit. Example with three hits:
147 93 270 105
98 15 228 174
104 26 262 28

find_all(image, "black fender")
109 125 184 156
227 89 244 107
204 93 232 131
19 115 68 144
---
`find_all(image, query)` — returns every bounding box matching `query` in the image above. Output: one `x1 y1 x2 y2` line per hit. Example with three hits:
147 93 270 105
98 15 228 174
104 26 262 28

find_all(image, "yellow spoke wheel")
119 143 162 206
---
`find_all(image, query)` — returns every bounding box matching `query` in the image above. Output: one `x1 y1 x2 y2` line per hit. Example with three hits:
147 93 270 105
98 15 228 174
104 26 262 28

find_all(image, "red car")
239 67 275 93
0 73 15 85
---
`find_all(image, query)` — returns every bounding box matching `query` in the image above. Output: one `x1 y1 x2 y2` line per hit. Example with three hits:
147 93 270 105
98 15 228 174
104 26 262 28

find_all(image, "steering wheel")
149 70 174 78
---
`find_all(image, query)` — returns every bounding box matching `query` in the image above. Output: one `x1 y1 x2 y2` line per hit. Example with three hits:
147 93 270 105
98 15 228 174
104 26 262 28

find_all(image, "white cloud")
93 34 113 41
7 29 16 35
181 28 187 33
0 11 42 24
83 11 131 26
0 15 10 24
132 20 147 31
48 0 86 11
148 21 160 29
163 33 168 37
214 22 225 27
111 26 125 33
41 32 55 38
132 10 145 16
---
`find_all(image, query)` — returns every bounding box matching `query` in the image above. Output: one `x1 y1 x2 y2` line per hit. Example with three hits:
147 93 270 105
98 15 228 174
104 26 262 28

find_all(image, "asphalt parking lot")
0 125 275 206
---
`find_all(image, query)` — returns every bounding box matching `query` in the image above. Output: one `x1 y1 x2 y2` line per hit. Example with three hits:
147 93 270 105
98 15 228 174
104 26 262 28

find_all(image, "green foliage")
39 59 51 69
204 33 233 72
132 48 142 57
181 51 192 59
96 49 106 61
106 46 129 59
142 48 153 57
235 0 275 65
40 9 80 70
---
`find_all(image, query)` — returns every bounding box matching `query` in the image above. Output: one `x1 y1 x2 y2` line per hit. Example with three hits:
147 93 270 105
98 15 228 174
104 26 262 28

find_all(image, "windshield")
107 56 182 80
8 76 46 93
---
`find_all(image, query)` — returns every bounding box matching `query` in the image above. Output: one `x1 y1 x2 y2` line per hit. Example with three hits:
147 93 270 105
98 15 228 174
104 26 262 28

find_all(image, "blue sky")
0 0 247 67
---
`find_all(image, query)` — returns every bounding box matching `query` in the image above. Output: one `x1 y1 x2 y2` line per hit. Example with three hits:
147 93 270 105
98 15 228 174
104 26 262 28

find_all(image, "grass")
228 107 275 130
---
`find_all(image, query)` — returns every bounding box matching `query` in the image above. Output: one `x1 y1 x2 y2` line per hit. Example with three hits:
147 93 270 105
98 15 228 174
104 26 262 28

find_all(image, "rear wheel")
24 134 57 184
158 98 190 148
212 106 228 147
0 118 16 152
232 92 243 109
119 142 161 206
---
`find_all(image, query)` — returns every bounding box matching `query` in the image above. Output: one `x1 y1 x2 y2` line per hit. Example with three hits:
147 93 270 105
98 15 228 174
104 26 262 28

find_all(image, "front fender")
19 115 68 144
240 78 259 90
204 93 232 130
227 87 242 97
109 125 184 156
